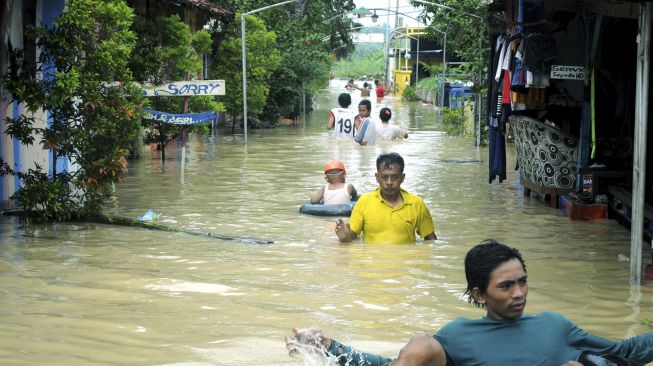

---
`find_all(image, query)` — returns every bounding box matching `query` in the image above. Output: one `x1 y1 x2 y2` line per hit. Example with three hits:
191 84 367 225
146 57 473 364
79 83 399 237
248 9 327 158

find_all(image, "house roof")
161 0 232 18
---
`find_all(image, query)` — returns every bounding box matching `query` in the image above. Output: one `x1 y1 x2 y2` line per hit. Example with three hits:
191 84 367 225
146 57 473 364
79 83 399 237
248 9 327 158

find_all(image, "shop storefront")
487 0 652 282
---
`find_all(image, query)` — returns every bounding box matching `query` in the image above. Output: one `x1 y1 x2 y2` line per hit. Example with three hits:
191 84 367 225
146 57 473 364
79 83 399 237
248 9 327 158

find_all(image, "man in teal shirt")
287 240 653 365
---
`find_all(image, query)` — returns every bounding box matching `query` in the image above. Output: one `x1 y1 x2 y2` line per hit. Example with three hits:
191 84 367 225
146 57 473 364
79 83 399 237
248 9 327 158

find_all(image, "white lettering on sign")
143 110 217 125
550 65 585 80
143 80 226 96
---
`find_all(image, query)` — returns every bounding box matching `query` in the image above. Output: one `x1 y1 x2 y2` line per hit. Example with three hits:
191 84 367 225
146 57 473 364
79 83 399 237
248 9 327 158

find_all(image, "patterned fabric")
511 116 579 189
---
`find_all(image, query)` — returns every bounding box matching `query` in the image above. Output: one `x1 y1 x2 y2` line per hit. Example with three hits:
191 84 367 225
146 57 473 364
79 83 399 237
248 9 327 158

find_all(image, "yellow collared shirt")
349 188 435 244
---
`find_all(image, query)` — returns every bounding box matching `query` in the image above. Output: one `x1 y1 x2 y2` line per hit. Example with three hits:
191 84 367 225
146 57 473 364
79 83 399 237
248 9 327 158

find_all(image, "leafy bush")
441 107 465 135
1 0 143 223
401 85 420 101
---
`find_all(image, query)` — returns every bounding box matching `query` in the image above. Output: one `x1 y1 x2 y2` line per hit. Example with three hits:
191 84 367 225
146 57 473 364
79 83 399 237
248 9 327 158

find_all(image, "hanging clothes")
488 125 507 184
522 33 556 74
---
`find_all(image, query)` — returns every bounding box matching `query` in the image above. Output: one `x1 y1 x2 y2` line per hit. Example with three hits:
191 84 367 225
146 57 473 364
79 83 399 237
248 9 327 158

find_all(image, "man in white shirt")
354 99 376 145
377 107 407 140
327 93 358 140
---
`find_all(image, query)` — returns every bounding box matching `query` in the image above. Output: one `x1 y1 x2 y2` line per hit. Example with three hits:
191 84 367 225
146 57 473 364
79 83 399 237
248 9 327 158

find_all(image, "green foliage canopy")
412 0 489 91
210 14 280 122
209 0 357 123
130 13 223 157
331 46 385 79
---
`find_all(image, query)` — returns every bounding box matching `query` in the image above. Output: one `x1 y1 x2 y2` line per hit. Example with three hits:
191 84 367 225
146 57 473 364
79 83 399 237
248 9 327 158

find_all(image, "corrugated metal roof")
161 0 232 17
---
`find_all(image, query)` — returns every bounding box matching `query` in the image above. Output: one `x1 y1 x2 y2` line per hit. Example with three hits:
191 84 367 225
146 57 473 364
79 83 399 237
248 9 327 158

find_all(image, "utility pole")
385 0 391 88
395 0 399 27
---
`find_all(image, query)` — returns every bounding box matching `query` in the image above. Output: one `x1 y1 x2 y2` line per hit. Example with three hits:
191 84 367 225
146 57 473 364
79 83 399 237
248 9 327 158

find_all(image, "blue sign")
143 110 217 125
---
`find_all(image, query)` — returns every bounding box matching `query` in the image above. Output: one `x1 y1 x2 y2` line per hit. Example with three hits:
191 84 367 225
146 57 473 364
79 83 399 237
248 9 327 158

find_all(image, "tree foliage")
331 46 385 79
264 0 357 120
130 13 223 158
0 0 144 223
209 14 280 127
412 0 489 91
208 0 357 124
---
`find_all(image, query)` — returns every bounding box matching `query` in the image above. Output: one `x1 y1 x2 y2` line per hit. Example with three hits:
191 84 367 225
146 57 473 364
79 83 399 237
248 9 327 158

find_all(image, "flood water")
1 80 652 365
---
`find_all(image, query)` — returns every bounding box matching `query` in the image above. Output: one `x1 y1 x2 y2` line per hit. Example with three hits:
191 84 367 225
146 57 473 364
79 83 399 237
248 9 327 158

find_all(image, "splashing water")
293 345 341 366
288 339 339 366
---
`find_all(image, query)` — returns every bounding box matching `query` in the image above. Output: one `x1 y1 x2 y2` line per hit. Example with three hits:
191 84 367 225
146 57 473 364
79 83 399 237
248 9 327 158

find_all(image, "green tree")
130 14 222 158
210 14 280 131
412 0 489 91
263 26 332 121
0 0 144 223
257 0 357 121
209 0 356 124
332 46 385 79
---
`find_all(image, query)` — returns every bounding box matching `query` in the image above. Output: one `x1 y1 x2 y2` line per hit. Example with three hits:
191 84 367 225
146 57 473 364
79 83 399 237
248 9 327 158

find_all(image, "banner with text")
143 80 225 97
143 110 217 125
550 65 585 80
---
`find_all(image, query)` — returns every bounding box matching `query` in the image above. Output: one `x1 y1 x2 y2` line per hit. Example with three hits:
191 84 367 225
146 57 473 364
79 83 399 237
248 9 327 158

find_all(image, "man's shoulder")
531 311 568 322
441 313 558 332
437 316 480 335
400 189 425 204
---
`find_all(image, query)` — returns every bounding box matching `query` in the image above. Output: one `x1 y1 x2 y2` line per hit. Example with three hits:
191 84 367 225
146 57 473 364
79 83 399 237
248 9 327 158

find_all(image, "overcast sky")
352 0 424 28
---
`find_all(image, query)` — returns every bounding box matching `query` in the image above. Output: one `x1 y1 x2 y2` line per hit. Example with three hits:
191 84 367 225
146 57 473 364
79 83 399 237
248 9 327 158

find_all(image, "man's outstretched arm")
335 218 358 242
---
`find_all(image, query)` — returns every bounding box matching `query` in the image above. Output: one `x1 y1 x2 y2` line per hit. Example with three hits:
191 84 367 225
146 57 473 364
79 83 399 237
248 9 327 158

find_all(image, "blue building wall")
0 0 66 208
42 0 68 176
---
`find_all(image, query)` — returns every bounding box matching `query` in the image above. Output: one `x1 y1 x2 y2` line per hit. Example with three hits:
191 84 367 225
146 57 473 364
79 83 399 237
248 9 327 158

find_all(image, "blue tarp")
449 87 474 109
436 82 473 108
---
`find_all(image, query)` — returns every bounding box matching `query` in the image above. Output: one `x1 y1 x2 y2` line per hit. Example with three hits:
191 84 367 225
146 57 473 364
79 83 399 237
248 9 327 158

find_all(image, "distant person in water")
377 107 408 140
354 99 376 146
327 93 358 140
310 160 357 205
345 79 357 92
348 82 372 99
374 79 389 100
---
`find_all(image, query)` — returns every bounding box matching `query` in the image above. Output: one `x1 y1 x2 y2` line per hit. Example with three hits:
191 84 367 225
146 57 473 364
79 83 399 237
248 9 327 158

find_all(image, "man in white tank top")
327 93 358 140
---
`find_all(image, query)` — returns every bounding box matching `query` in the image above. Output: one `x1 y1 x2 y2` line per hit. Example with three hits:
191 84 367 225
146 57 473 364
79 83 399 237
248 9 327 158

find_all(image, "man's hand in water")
285 327 331 356
335 219 356 242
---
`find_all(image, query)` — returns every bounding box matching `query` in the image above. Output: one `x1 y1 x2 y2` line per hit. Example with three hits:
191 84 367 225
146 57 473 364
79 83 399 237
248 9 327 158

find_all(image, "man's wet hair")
358 99 371 112
376 152 404 173
338 93 351 108
463 239 526 308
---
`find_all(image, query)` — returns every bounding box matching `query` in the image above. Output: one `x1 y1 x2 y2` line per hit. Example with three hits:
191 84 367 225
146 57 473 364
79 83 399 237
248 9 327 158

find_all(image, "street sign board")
143 110 217 125
143 80 226 96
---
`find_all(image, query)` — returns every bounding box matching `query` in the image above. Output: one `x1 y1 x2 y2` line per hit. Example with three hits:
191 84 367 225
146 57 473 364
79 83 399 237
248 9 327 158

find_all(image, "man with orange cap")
335 152 436 244
310 160 357 205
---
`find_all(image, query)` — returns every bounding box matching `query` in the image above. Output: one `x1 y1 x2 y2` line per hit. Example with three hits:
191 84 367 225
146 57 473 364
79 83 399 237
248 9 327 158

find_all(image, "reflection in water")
1 80 652 365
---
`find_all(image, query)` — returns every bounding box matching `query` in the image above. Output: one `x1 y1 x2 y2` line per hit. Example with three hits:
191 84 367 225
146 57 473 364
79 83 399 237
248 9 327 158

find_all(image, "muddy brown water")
1 80 651 365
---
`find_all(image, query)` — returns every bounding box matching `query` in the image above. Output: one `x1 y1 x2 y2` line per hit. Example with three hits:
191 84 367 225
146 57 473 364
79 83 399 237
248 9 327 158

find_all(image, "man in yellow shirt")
335 152 437 244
